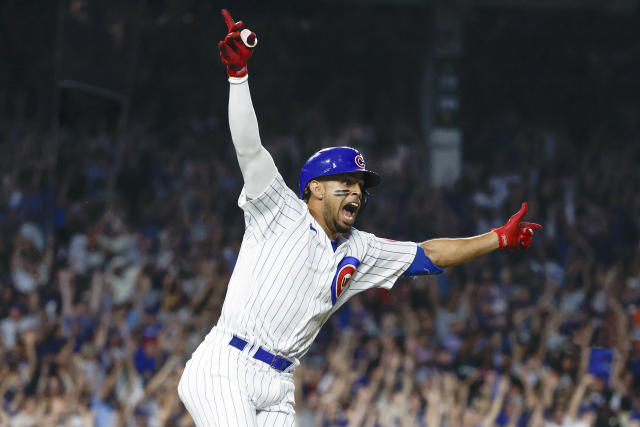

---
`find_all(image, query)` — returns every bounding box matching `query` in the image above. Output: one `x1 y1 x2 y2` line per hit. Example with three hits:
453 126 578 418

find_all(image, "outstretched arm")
219 9 276 198
420 203 542 268
421 231 499 268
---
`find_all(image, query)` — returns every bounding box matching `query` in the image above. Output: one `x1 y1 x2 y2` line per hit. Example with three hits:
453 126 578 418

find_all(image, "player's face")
321 173 365 234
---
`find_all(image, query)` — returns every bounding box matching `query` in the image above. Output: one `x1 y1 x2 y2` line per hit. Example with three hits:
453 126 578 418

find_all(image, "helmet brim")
317 169 382 190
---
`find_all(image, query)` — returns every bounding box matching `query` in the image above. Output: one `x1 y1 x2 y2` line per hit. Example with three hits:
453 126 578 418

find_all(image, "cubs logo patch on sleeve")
331 256 360 305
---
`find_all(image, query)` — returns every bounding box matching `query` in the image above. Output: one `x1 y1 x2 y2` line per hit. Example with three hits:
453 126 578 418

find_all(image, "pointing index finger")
221 9 235 32
522 222 543 231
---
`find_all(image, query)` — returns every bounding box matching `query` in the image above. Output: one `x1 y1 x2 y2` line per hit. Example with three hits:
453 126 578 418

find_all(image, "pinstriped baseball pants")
178 328 296 426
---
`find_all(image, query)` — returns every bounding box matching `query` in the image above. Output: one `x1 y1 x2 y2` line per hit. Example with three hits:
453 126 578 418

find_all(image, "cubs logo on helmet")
355 154 366 169
331 256 361 305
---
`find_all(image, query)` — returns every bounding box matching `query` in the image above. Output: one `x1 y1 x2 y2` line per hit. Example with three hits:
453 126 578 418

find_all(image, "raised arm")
219 9 276 198
420 202 542 268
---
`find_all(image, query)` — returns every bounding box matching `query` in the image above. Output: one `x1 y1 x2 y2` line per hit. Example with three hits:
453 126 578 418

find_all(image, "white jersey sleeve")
357 234 418 290
329 231 418 311
237 172 307 244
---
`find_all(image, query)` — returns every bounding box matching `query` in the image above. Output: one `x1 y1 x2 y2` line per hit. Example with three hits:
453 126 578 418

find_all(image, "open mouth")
341 201 360 225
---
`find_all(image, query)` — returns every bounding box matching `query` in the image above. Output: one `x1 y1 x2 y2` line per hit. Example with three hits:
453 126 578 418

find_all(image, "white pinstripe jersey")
215 172 417 363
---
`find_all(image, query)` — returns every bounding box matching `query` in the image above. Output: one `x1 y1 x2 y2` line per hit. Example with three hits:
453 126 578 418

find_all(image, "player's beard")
322 199 354 235
333 217 352 234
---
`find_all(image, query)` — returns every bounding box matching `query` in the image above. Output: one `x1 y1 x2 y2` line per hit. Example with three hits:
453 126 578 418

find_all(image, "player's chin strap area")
360 190 370 212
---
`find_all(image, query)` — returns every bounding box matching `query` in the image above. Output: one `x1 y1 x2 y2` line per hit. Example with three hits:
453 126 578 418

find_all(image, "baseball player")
177 9 542 426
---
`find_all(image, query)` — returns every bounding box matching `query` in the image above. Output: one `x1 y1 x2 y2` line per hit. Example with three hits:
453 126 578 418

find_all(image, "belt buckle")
269 354 278 369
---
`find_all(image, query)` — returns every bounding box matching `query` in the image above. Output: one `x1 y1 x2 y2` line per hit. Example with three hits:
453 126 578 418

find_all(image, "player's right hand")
218 9 256 78
492 202 542 251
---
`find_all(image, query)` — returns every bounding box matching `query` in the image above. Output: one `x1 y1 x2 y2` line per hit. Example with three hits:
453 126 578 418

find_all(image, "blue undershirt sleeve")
403 245 444 276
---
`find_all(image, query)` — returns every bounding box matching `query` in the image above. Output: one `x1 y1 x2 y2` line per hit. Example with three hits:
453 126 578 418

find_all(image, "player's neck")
314 215 340 241
308 202 340 240
320 224 339 241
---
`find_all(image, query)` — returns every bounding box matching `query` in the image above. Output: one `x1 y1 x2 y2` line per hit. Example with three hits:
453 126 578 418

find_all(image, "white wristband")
228 75 249 84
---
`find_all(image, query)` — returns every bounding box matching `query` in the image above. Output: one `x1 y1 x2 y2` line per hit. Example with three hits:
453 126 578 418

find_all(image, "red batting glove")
492 202 543 251
218 9 256 78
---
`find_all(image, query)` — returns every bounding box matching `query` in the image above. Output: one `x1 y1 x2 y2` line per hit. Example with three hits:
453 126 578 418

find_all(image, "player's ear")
308 180 325 201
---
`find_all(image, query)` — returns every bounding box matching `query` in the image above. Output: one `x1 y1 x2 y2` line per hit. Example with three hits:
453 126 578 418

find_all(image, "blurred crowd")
1 102 639 427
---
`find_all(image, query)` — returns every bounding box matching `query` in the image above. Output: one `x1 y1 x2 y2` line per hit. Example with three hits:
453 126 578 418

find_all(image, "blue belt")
228 335 293 372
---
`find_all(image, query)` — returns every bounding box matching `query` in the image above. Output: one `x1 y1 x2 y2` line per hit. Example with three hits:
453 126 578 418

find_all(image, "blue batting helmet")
298 146 381 199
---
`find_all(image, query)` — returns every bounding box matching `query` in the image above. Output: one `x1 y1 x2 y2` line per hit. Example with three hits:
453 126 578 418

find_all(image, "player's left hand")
492 202 542 251
218 9 257 78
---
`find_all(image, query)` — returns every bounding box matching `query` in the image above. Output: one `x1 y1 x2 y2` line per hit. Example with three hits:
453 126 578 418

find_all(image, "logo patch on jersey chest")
331 256 360 305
